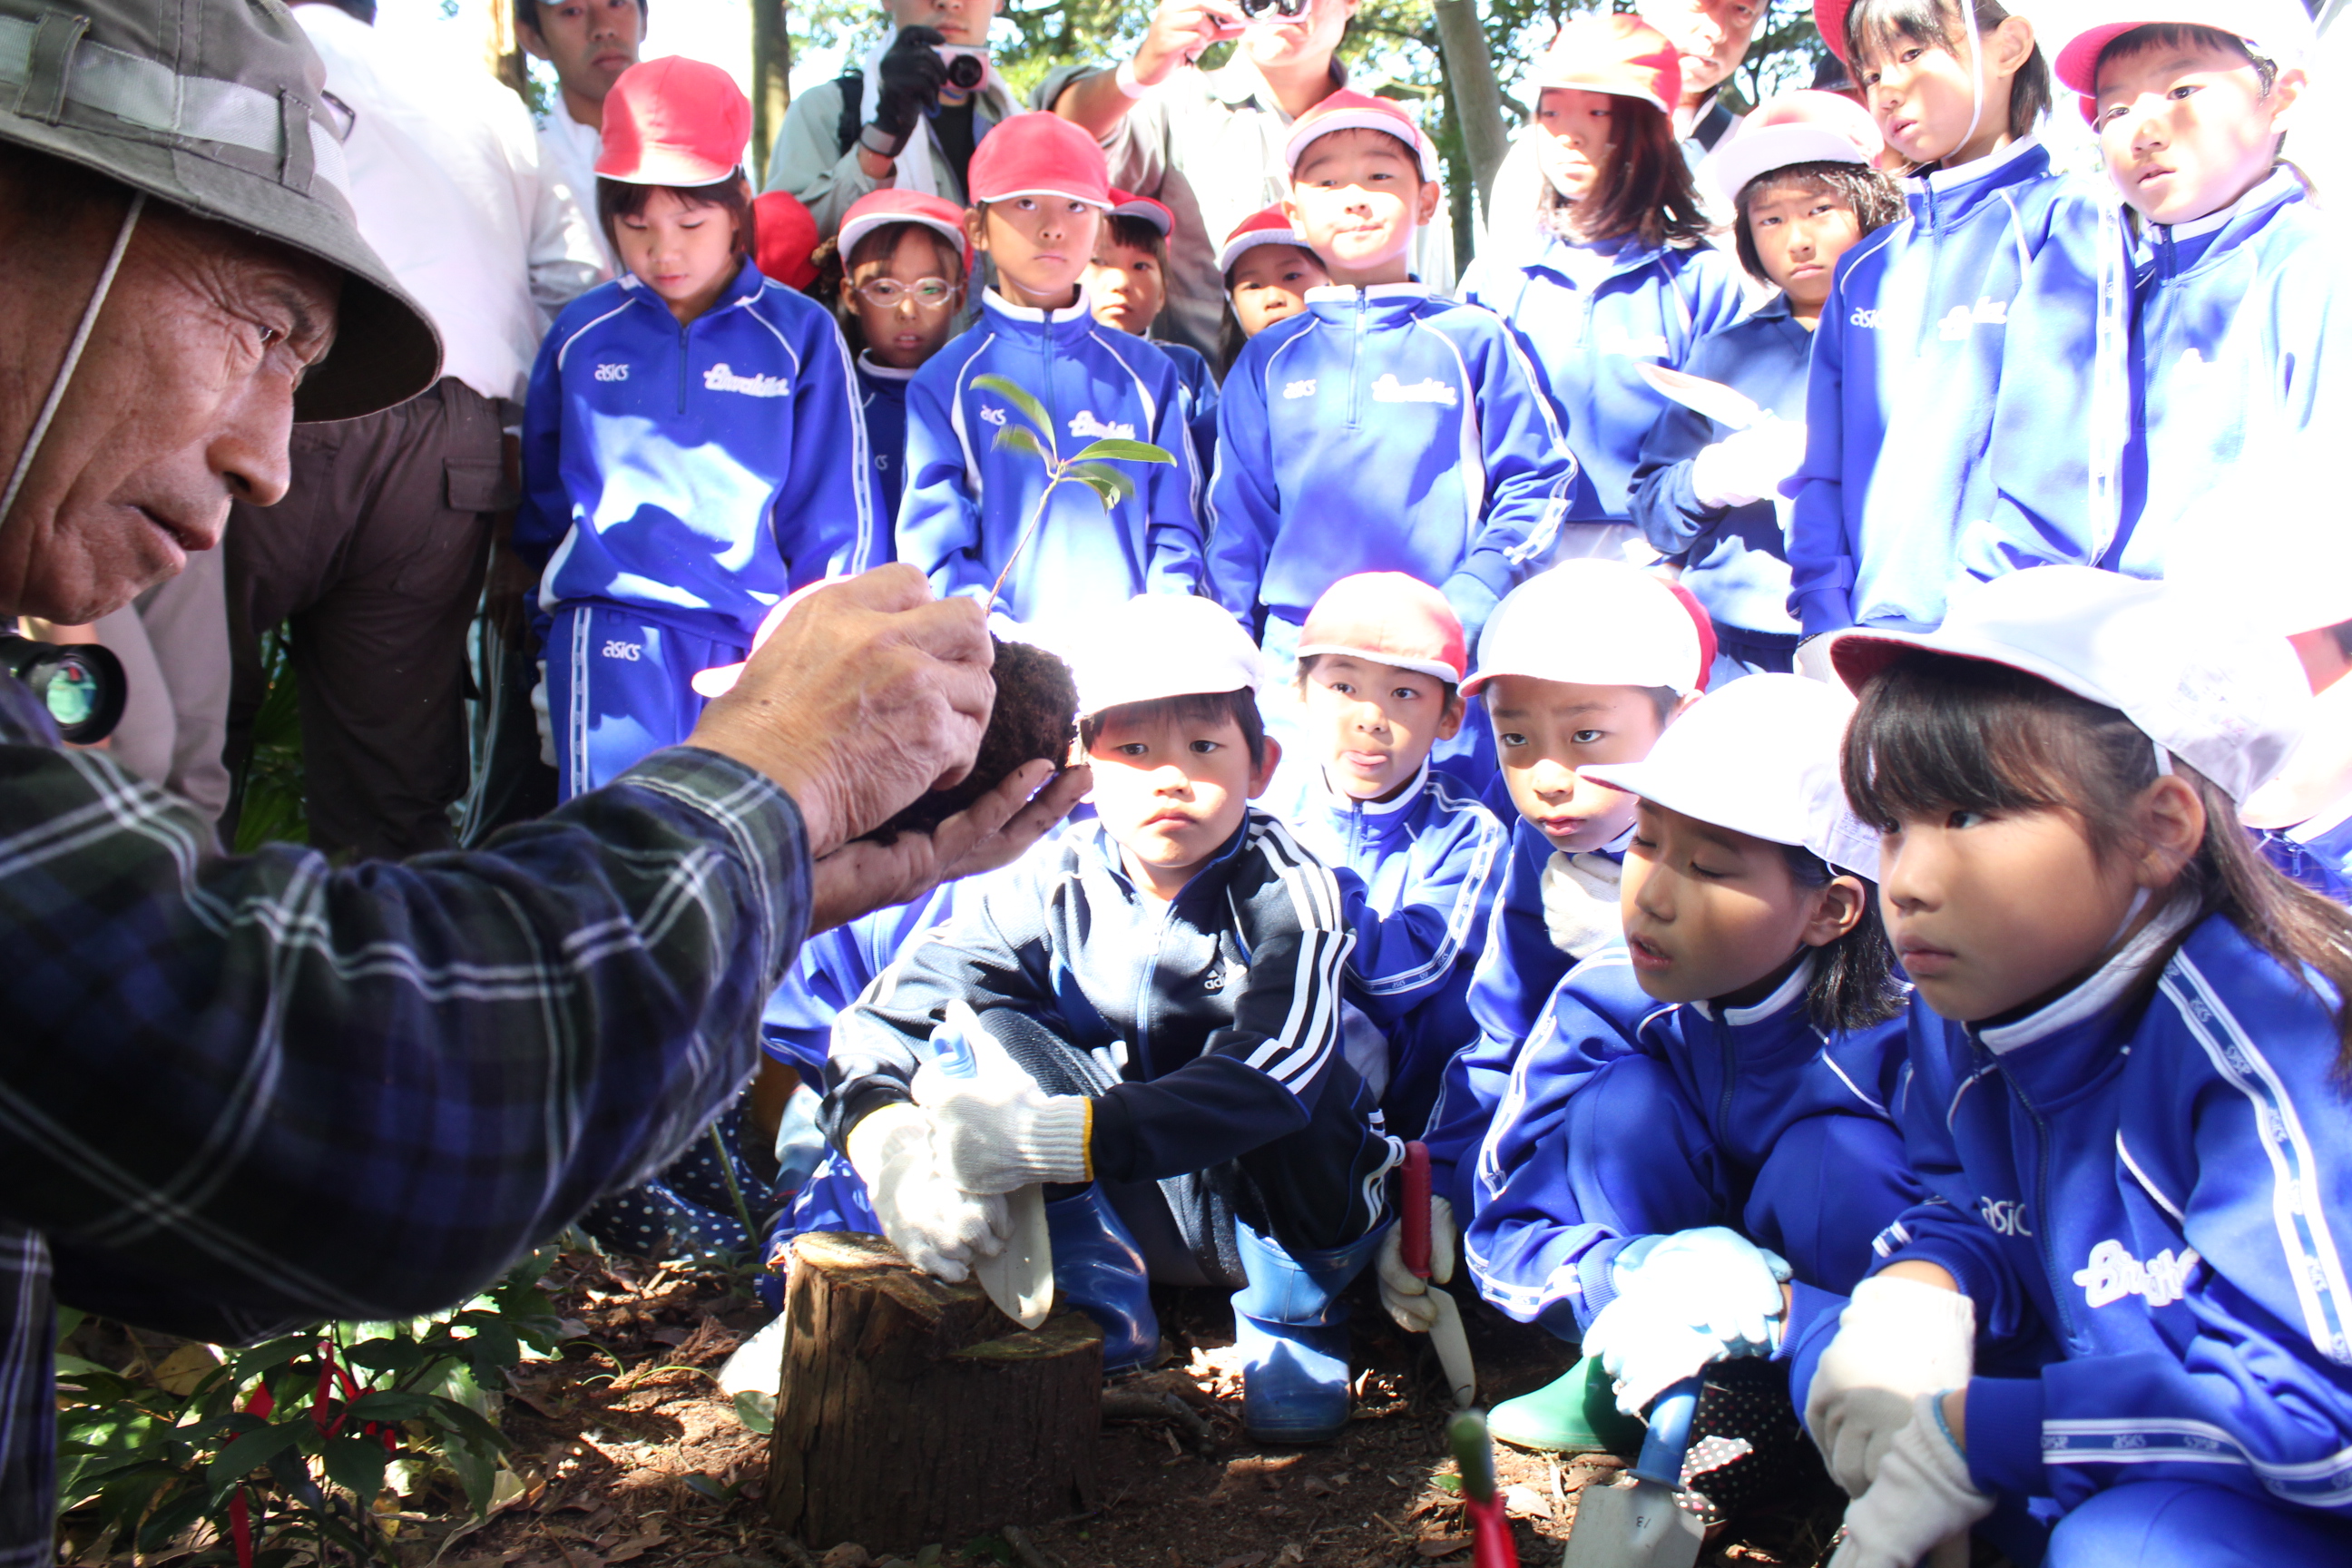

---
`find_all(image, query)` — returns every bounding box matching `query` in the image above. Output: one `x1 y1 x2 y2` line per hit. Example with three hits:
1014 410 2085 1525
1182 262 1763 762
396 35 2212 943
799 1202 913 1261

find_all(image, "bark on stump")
766 1230 1102 1552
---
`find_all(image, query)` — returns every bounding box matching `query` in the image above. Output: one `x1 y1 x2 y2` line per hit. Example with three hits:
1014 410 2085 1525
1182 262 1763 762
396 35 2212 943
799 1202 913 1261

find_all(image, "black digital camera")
0 633 125 745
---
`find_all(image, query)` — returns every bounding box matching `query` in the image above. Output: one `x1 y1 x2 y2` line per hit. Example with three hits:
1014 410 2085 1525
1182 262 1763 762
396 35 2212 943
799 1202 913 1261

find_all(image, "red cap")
1813 0 1856 65
1219 206 1308 273
1284 90 1443 182
1298 573 1469 684
1526 14 1682 114
838 189 973 270
1108 188 1175 237
751 191 819 289
966 111 1112 207
596 57 751 186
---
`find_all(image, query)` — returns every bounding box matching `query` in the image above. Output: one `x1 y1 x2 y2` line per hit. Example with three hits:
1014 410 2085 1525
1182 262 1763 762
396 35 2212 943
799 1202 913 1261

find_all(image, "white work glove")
1807 1275 1977 1496
846 1102 1008 1282
1376 1196 1456 1332
1689 419 1808 511
1828 1393 1992 1568
531 660 556 769
1541 851 1624 960
1584 1227 1793 1415
911 1061 1093 1195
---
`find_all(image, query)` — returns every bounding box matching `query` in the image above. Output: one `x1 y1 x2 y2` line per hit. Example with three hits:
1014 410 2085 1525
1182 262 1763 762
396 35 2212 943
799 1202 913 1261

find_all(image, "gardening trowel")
933 999 1054 1329
1449 1409 1521 1568
1404 1141 1478 1407
1558 1376 1704 1568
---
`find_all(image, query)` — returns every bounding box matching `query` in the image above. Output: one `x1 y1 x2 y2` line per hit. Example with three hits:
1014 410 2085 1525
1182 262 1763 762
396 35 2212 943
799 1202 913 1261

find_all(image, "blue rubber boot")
1231 1221 1388 1444
1045 1185 1161 1371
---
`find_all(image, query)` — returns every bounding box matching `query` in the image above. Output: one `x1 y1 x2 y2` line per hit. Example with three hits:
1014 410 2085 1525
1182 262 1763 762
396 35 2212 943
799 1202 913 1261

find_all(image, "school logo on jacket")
1370 373 1458 408
1068 410 1136 440
704 363 791 397
1936 297 2011 341
2073 1239 2200 1309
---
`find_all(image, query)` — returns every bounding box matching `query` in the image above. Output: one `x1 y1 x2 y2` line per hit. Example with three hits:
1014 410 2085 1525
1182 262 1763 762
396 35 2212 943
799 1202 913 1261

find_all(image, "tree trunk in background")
1433 0 1510 205
752 0 792 183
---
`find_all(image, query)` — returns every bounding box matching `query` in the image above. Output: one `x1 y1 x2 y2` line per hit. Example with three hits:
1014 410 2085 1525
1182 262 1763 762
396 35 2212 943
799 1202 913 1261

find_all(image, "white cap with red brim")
838 189 974 269
1297 572 1468 684
1284 90 1444 183
2052 0 2315 99
1584 673 1880 879
1465 559 1716 699
1220 207 1310 273
1708 90 1883 207
1073 594 1265 718
1829 565 2310 804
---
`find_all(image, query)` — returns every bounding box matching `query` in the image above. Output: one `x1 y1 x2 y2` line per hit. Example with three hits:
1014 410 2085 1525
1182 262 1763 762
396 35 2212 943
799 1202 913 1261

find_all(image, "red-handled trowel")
1404 1141 1478 1407
1448 1409 1521 1568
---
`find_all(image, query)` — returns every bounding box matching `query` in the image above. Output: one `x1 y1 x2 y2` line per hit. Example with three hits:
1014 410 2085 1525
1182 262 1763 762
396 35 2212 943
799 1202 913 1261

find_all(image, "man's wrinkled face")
0 198 338 623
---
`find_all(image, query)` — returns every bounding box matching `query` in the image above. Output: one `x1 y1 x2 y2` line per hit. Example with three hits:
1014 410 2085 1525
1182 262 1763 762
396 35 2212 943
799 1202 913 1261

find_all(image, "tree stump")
766 1231 1102 1552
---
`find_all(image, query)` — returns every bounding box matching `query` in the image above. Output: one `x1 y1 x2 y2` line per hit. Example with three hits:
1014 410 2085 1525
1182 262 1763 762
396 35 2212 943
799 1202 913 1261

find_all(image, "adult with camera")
0 0 1082 1549
1041 0 1449 363
766 0 1015 238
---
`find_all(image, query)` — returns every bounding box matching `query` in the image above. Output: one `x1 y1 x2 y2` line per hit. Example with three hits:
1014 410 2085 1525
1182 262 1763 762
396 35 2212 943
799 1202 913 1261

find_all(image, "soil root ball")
859 636 1079 841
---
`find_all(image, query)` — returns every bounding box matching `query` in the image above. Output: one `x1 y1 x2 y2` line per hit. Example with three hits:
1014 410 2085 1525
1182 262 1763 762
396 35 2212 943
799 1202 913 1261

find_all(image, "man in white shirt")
517 0 646 279
220 0 603 858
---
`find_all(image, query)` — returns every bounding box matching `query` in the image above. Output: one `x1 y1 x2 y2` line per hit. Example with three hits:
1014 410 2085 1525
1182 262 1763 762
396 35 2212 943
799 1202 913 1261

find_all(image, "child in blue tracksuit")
1803 566 2352 1568
1086 191 1220 476
517 61 873 801
1274 573 1509 1139
1206 91 1576 665
1786 0 2110 640
1416 561 1713 1225
1446 676 1916 1483
832 190 975 524
1460 15 1745 564
898 113 1203 628
2044 7 2338 582
1631 94 1905 680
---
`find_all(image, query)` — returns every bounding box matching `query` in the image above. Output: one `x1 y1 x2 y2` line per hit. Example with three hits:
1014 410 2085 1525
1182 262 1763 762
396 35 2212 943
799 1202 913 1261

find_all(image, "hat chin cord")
0 191 145 534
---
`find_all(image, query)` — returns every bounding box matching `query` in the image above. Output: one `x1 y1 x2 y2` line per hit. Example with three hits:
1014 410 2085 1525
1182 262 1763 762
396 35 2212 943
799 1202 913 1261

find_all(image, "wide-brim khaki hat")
0 0 440 422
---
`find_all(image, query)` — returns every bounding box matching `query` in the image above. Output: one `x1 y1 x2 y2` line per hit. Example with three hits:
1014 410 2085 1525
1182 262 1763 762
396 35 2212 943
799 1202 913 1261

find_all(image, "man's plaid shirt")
0 674 811 1563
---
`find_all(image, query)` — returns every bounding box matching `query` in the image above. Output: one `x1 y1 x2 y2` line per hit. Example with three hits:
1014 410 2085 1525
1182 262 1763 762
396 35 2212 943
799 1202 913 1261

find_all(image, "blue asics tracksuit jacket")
856 352 916 526
1205 283 1577 648
1462 234 1744 544
2104 170 2343 581
517 258 877 645
1280 761 1510 1139
1813 907 2352 1536
1155 335 1221 478
898 287 1205 625
1465 951 1918 1357
1785 137 2112 634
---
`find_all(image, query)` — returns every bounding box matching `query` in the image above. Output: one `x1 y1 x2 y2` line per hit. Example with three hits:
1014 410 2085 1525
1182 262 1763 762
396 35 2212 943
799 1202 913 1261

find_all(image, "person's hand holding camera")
1125 0 1249 89
863 25 951 160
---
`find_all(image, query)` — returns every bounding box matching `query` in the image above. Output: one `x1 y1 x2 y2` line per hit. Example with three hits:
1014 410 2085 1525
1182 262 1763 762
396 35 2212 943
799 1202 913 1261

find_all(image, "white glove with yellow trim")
912 1061 1093 1194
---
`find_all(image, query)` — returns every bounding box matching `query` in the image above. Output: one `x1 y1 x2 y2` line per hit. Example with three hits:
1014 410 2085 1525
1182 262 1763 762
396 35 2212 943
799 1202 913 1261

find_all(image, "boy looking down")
826 595 1400 1444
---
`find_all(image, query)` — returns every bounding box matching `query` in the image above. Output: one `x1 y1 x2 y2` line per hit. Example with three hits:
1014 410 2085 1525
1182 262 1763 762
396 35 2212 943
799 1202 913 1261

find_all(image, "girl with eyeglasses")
833 191 974 520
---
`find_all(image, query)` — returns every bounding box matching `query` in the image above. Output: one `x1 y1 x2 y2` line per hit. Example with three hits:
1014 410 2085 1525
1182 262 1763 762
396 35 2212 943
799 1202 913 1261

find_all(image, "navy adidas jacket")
856 352 916 526
1629 292 1810 641
825 810 1353 1183
1205 283 1576 647
898 287 1205 624
1786 137 2112 634
1462 234 1744 532
1279 761 1509 1137
516 258 877 646
1828 908 2352 1521
1465 950 1917 1350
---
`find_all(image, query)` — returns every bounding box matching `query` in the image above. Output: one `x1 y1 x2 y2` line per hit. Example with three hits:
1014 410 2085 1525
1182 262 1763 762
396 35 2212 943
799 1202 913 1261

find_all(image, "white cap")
1584 674 1879 879
1708 90 1883 210
1464 559 1713 698
1830 565 2310 804
2053 0 2316 97
1073 594 1264 718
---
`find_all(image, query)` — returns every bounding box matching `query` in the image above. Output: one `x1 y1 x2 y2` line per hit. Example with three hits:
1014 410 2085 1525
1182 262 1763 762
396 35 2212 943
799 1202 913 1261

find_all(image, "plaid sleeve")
0 674 810 1326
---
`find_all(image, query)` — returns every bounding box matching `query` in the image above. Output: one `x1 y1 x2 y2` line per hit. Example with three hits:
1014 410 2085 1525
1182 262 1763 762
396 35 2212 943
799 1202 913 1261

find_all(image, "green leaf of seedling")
319 1433 388 1505
1068 462 1137 506
972 374 1053 439
1430 1472 1463 1494
1069 437 1175 466
206 1420 308 1495
991 423 1050 465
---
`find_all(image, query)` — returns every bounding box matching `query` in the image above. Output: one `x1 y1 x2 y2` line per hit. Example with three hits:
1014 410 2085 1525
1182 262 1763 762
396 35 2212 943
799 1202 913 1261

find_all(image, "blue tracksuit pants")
548 603 747 800
2041 1479 2352 1567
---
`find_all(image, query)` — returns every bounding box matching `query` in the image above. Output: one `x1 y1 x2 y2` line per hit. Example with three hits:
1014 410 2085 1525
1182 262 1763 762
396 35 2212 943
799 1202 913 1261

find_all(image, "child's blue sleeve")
1629 394 1724 560
1141 359 1206 597
1785 286 1854 635
775 311 882 583
897 362 992 604
514 326 570 578
1204 347 1279 622
1453 318 1576 650
1344 797 1508 1024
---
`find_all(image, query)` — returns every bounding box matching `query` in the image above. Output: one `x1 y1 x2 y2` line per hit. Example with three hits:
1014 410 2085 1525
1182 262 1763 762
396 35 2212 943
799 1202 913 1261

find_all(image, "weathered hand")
808 760 1090 933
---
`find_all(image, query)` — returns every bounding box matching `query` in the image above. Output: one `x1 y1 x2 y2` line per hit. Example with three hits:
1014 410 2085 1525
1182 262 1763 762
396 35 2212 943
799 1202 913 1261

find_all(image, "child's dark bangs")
1841 652 2127 829
1847 0 1956 71
2096 24 2270 89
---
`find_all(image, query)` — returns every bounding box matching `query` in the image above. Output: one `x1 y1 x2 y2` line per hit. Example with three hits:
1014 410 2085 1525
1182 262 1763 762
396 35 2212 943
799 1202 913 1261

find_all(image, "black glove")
865 25 949 156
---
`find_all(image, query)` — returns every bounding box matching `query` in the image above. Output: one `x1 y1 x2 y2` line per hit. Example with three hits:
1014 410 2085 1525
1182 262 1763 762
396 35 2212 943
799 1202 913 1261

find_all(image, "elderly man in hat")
0 0 1081 1552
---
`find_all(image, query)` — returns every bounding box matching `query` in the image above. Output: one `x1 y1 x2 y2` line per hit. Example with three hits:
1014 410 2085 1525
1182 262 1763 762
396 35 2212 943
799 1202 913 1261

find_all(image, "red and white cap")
1709 90 1883 204
966 111 1112 208
1830 565 2310 804
595 57 750 185
1525 14 1683 116
751 191 819 289
1297 573 1469 685
1284 90 1443 183
838 189 973 270
2053 0 2314 98
1585 674 1880 879
1108 189 1175 236
1074 594 1263 717
1219 207 1308 272
1812 0 1857 64
1464 560 1716 699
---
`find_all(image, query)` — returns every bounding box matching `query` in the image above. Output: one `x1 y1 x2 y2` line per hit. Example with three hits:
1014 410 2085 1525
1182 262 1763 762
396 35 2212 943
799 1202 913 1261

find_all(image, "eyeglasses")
853 277 960 309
